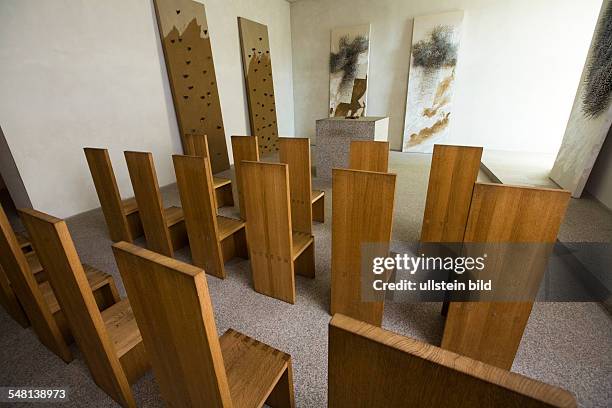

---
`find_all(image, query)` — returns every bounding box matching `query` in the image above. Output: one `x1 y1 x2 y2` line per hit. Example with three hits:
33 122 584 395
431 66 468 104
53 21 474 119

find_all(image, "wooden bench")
329 313 576 407
331 168 396 326
441 183 570 369
241 161 315 304
184 134 234 209
124 151 188 257
21 209 149 408
0 204 118 363
112 241 295 407
84 148 143 242
173 155 247 279
231 135 260 220
349 140 390 173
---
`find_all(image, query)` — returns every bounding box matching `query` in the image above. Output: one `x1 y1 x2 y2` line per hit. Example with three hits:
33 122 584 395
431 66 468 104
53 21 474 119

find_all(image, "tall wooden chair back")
84 148 133 242
0 204 72 361
124 151 173 256
20 209 136 408
442 183 570 369
331 168 396 326
173 155 224 278
348 140 390 173
231 136 259 219
183 134 221 209
241 161 296 303
279 137 313 234
329 313 577 408
112 242 232 407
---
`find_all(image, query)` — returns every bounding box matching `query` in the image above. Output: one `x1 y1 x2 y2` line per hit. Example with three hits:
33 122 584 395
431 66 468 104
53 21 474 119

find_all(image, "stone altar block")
315 116 389 180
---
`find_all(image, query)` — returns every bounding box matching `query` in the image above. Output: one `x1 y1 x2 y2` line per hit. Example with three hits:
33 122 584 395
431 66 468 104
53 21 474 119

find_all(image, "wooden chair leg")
294 242 315 278
215 185 234 208
234 228 248 259
126 212 143 242
221 235 237 263
169 221 189 251
312 196 324 223
92 279 121 311
265 360 295 408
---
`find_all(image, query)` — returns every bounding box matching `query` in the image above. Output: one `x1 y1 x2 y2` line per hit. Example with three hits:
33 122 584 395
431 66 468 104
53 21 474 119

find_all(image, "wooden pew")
183 134 234 209
329 313 576 408
441 183 570 370
331 168 396 326
231 135 260 220
173 155 247 279
241 161 315 304
349 140 390 173
124 151 188 257
0 204 118 363
84 148 143 242
20 209 149 408
112 241 295 407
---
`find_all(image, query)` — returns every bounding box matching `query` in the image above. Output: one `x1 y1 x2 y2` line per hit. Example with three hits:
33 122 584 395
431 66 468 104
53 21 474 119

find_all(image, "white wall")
0 0 293 218
290 0 602 152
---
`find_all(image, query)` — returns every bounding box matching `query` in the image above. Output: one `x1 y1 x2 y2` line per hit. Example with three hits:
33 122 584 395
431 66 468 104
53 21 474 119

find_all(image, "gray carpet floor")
1 151 610 407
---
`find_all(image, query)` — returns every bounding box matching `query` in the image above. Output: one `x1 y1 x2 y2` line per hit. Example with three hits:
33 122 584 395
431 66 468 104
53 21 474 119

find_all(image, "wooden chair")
0 204 118 363
349 140 390 172
331 168 396 326
112 241 295 407
173 155 247 279
441 183 570 370
20 209 149 408
329 313 576 408
241 161 315 304
84 148 143 242
184 134 234 209
124 151 188 257
231 135 260 220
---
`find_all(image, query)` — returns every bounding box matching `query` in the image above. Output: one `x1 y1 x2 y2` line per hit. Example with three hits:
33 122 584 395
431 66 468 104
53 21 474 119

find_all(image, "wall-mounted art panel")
237 17 279 154
550 0 612 197
329 25 370 118
402 11 463 153
153 0 230 173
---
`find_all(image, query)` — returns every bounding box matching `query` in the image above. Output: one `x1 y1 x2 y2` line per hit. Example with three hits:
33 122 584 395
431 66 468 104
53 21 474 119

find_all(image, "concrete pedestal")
315 116 389 180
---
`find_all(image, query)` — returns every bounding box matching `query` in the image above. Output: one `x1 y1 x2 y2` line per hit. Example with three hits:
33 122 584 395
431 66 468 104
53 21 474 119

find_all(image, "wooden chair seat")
164 206 184 228
220 328 292 408
16 232 33 253
40 264 116 314
217 216 246 241
311 189 324 203
121 198 139 216
102 298 142 360
213 177 231 189
292 231 313 260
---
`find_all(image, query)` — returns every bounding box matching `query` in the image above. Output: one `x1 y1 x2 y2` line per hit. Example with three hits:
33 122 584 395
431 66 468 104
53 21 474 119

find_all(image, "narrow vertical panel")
241 161 295 304
153 0 230 173
279 137 313 234
237 17 279 154
329 314 577 408
420 144 482 242
231 136 260 220
442 183 570 369
331 169 396 325
348 140 389 172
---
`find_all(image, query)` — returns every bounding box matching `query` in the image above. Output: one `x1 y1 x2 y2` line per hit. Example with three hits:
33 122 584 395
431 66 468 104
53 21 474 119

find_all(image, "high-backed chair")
124 151 188 257
241 161 315 304
84 148 143 242
442 183 570 369
0 205 118 362
21 209 149 408
112 241 295 407
173 155 247 279
348 140 390 173
231 135 260 220
329 313 577 408
183 134 234 209
331 168 396 326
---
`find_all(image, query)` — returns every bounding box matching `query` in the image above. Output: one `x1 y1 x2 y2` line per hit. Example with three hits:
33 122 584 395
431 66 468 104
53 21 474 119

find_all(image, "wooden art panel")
237 17 279 154
329 314 577 408
153 0 230 173
442 183 570 370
